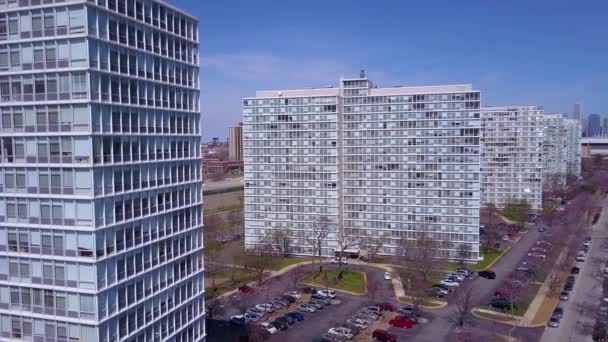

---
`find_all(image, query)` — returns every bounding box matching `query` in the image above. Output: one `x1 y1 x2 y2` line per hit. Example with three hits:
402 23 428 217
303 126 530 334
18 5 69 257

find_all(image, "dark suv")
478 270 496 279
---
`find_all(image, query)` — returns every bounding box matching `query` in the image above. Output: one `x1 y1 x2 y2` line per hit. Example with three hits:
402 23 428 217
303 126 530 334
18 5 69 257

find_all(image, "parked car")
398 313 418 324
286 311 304 321
377 302 395 312
576 252 586 262
230 315 246 326
352 314 374 325
282 294 296 303
285 291 302 299
281 314 296 325
270 300 286 310
346 319 368 330
260 322 278 335
238 285 255 294
583 245 590 253
271 318 289 331
494 290 511 298
255 303 276 313
359 309 381 321
312 293 331 301
244 312 263 322
432 283 452 292
490 297 513 310
458 267 474 277
560 291 570 301
384 272 392 280
566 275 576 284
318 290 336 299
441 279 460 287
247 307 266 316
330 257 348 264
372 329 397 342
478 270 496 279
428 287 447 298
538 226 547 232
552 307 564 319
364 306 384 315
328 327 354 340
297 304 317 313
564 283 574 291
571 266 580 274
389 316 414 329
308 301 325 310
449 273 466 281
301 287 318 294
547 317 560 328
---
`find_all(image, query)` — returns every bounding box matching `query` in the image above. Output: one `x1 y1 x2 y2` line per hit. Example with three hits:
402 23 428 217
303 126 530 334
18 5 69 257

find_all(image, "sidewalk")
520 248 567 326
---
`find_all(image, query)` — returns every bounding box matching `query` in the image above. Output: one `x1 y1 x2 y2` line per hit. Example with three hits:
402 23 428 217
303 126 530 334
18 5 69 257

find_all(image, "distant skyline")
169 0 608 140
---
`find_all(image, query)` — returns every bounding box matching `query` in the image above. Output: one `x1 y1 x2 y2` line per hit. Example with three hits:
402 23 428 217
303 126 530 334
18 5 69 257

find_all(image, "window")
68 8 85 34
71 73 87 99
70 40 86 67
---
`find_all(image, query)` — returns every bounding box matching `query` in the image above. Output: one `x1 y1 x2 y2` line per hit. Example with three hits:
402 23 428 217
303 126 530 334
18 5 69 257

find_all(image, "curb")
395 296 448 309
472 307 520 325
478 245 512 271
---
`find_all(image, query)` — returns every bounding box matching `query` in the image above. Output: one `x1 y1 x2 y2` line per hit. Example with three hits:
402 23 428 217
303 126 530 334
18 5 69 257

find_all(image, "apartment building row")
242 77 582 261
0 1 205 342
542 114 582 188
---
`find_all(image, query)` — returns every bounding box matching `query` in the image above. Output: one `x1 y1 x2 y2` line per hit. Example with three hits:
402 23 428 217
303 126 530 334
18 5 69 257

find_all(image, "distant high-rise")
0 1 205 341
542 114 568 186
564 119 582 177
574 103 583 121
587 114 602 137
480 106 543 210
243 77 481 260
228 123 243 161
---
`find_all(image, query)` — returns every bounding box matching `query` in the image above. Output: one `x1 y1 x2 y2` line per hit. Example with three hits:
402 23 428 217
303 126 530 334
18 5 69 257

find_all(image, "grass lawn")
446 247 510 272
301 269 367 295
271 257 307 270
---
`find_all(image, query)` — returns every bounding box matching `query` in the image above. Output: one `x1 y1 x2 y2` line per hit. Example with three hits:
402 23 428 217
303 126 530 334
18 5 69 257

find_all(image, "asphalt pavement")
540 199 608 342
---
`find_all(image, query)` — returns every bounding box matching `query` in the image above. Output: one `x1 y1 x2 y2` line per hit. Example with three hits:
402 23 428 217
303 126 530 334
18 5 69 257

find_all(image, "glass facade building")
243 78 481 260
0 0 204 341
480 106 543 210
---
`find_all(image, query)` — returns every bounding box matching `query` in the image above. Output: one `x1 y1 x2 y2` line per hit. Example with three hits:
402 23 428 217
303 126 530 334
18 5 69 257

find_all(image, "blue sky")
170 0 608 140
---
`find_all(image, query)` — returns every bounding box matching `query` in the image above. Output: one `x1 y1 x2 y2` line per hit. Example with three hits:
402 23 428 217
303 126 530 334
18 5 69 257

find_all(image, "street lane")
540 199 608 342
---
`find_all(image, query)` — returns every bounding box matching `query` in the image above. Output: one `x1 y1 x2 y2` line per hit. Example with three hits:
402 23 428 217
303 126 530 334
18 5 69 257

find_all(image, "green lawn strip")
445 247 510 272
301 269 367 295
397 296 446 308
271 257 307 270
474 310 516 323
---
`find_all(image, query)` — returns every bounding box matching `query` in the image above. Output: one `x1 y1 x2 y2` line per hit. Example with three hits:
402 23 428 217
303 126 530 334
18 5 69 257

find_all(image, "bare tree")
305 216 332 274
335 226 359 269
269 227 292 257
245 244 276 285
456 243 472 265
502 199 531 228
453 285 475 327
205 293 225 320
364 237 384 262
204 239 224 292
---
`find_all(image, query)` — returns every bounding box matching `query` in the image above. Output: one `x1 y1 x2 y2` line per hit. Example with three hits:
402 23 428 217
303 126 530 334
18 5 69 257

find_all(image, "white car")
331 257 348 264
255 303 275 313
346 319 368 329
441 279 460 287
328 327 354 340
318 289 336 299
384 272 391 280
259 322 278 335
284 291 302 299
448 273 466 281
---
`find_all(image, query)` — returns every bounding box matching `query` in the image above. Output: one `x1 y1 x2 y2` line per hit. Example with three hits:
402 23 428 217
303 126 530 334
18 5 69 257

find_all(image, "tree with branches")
363 237 384 262
335 226 359 269
245 243 276 285
305 216 332 274
204 239 224 293
456 243 472 265
453 285 475 327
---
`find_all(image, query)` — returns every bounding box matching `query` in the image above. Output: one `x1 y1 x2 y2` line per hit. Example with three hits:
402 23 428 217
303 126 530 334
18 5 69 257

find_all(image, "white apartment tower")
480 106 543 210
243 77 481 260
564 118 582 177
542 114 568 187
0 1 205 341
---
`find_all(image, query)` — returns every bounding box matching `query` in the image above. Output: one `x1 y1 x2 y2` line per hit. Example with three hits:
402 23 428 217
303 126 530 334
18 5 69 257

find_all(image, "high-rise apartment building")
542 114 568 187
0 1 204 342
243 77 481 260
587 113 601 137
574 102 582 121
564 118 582 177
480 106 543 210
228 123 243 161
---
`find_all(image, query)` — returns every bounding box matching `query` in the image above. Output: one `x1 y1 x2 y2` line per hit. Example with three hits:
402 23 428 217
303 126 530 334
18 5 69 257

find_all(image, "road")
540 199 608 342
405 225 546 342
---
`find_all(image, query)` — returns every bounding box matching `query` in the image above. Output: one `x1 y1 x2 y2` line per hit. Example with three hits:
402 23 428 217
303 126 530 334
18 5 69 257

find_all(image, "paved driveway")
540 201 608 342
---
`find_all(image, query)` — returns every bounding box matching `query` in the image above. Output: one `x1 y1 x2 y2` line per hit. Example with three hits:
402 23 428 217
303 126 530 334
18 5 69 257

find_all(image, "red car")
494 290 511 298
389 317 414 329
372 329 397 342
238 285 255 294
377 302 395 312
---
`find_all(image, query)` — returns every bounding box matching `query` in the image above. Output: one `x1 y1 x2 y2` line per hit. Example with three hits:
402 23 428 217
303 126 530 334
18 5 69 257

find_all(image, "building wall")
0 1 205 341
228 124 242 161
542 114 568 187
564 118 582 177
480 106 543 210
243 79 481 260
